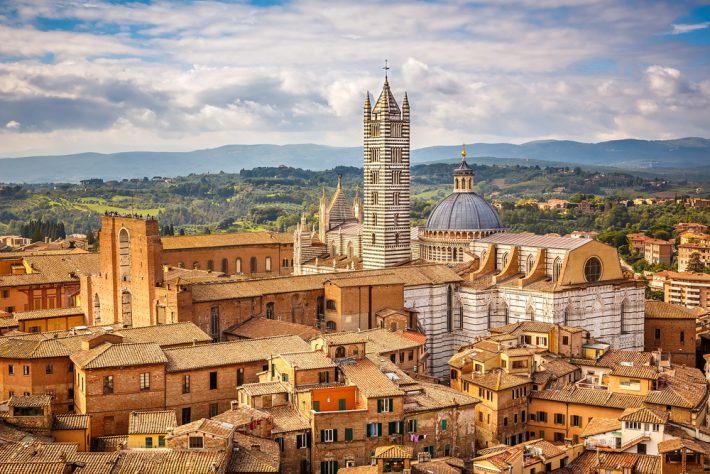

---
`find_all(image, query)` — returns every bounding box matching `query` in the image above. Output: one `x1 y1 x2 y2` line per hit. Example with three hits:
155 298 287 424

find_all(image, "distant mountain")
1 138 708 183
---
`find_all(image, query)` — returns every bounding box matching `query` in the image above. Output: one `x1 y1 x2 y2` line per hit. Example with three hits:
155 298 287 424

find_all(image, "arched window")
393 192 400 205
563 305 572 325
500 252 509 270
118 228 131 282
121 290 132 326
453 248 458 260
395 233 400 246
93 293 101 323
455 178 459 190
335 346 346 358
526 305 535 322
236 258 242 274
207 260 214 271
502 301 509 325
221 258 228 274
250 256 257 273
210 306 220 341
372 213 378 226
326 321 336 331
326 300 336 310
552 257 562 282
372 233 376 245
192 261 199 269
265 256 272 272
266 302 275 320
458 306 464 329
446 285 453 332
178 261 185 269
486 303 492 329
347 242 353 258
481 249 487 262
526 254 535 275
371 192 378 205
584 257 603 283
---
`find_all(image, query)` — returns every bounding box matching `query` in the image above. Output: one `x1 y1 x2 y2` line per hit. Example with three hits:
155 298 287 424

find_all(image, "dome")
425 192 503 231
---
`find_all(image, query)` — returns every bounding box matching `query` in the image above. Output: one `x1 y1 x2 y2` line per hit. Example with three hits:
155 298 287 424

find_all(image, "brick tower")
362 73 411 269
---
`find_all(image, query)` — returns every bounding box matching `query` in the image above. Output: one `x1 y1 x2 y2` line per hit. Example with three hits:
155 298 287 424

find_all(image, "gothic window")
446 285 453 333
335 346 346 358
207 260 214 271
210 306 220 341
372 234 376 245
455 178 459 190
500 252 509 270
563 305 572 325
526 254 535 275
458 306 464 329
236 258 242 274
481 249 487 262
266 302 275 320
121 290 132 326
118 228 131 283
621 299 633 334
394 213 399 225
391 147 402 162
502 301 509 325
371 191 378 205
221 258 228 274
391 123 402 138
93 294 101 323
486 303 492 329
372 213 378 226
370 123 380 137
453 248 458 260
265 256 272 272
250 256 257 273
393 192 400 205
584 257 603 283
553 257 562 282
526 305 535 322
392 170 401 185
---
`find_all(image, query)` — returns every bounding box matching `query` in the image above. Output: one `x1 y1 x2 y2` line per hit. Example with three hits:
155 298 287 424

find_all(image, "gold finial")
461 144 467 161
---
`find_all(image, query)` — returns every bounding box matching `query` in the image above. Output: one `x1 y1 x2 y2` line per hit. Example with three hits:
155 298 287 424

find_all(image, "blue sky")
0 0 708 156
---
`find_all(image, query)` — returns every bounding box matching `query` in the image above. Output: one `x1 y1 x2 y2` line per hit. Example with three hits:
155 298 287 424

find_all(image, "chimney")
192 338 197 346
251 444 261 452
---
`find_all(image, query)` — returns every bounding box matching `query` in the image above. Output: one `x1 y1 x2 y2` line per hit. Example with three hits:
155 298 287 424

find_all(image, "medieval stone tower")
362 75 411 269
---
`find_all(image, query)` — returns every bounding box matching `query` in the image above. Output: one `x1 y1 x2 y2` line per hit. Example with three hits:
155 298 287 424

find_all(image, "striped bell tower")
362 71 411 269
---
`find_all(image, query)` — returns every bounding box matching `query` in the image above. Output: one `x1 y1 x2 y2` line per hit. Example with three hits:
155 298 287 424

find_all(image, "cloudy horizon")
0 0 709 158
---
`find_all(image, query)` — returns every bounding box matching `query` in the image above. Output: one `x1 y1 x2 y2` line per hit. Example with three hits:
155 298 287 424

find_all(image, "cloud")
671 22 710 35
5 120 20 129
0 0 708 157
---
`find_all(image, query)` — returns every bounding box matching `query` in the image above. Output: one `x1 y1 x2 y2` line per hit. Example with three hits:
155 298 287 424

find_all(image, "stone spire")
453 144 474 193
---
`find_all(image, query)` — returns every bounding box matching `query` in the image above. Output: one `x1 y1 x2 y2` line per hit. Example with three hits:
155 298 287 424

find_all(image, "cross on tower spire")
383 59 390 79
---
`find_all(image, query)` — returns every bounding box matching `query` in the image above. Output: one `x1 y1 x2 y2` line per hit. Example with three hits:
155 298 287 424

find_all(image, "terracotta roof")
658 437 709 455
71 342 167 369
609 364 659 380
164 335 310 372
0 317 18 329
403 383 479 413
116 322 212 347
92 435 128 452
161 232 292 250
580 417 621 438
70 452 120 474
0 253 98 288
571 349 654 368
619 407 668 424
461 371 530 391
645 300 697 319
530 385 643 409
229 432 280 473
321 328 425 355
211 404 271 428
0 462 67 473
340 358 405 398
8 395 51 408
556 451 659 474
128 410 177 434
644 366 708 409
374 445 413 459
224 317 320 341
479 232 591 250
51 414 90 431
540 359 578 378
168 418 234 439
12 307 84 321
525 439 565 458
279 351 336 370
0 441 77 463
238 381 290 397
111 450 227 474
263 405 310 433
411 458 463 474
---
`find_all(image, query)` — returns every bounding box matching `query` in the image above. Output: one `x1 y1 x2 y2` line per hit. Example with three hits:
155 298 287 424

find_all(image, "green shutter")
320 430 325 442
333 429 338 442
313 401 320 412
414 419 417 432
377 423 382 437
338 398 346 411
345 428 353 441
377 399 383 413
442 419 447 431
389 421 396 435
399 421 404 434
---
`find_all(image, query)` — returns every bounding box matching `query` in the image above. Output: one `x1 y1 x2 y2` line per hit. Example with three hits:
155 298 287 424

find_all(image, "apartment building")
656 270 710 309
644 300 696 366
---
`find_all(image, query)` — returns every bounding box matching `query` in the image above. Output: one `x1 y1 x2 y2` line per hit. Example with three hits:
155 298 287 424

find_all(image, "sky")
0 0 708 157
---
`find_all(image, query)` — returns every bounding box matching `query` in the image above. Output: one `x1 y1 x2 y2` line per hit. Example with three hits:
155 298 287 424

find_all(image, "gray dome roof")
425 192 504 231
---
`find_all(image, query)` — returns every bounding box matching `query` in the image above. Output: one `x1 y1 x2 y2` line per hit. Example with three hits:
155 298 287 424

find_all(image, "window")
619 379 641 391
399 352 404 363
297 433 310 448
182 407 191 424
8 364 13 376
209 403 219 418
282 373 289 382
266 302 275 319
446 285 453 332
625 421 641 430
407 419 417 433
377 398 393 413
207 260 214 271
236 258 242 274
140 373 150 391
326 299 336 310
158 436 165 447
536 337 548 346
408 350 414 361
554 413 565 425
655 328 661 339
583 257 602 283
344 428 353 442
1 290 7 298
553 257 562 282
275 437 284 452
504 417 508 427
389 421 403 435
250 256 257 273
265 257 272 272
22 365 29 376
189 436 203 449
319 371 330 384
680 331 685 343
209 371 218 390
221 258 228 274
553 432 565 443
571 415 582 427
367 423 382 437
312 401 320 412
326 321 336 331
103 375 114 394
450 369 458 380
512 360 528 369
282 259 289 268
537 412 548 423
562 336 569 345
441 419 447 431
210 306 220 341
321 429 336 443
237 368 244 387
145 437 153 448
183 375 190 394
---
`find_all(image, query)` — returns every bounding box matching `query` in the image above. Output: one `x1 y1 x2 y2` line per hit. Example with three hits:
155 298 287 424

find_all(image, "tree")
687 253 705 273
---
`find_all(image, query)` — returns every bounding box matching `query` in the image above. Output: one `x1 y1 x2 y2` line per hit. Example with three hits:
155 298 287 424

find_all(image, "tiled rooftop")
580 417 621 438
51 414 90 431
619 406 668 424
169 418 234 439
238 381 290 397
263 405 311 433
70 342 167 369
224 317 320 341
0 253 99 288
128 410 177 434
229 432 280 473
279 351 336 370
340 358 405 398
8 395 51 408
161 232 292 250
530 385 643 409
12 307 83 321
461 371 530 391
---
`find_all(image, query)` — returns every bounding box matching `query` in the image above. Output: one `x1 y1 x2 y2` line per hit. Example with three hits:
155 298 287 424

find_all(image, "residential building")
644 300 696 366
656 271 710 309
678 231 710 272
127 410 177 449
